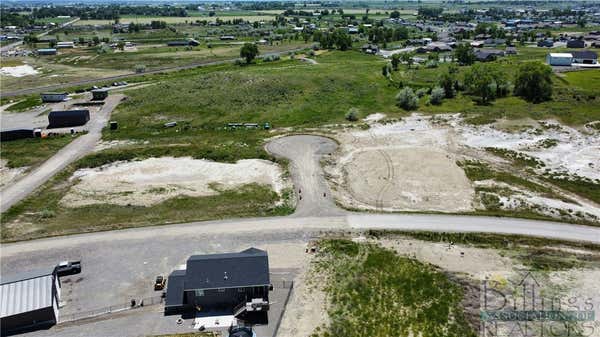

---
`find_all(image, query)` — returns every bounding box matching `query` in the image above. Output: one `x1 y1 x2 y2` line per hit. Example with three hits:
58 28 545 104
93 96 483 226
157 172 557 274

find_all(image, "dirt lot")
326 114 475 212
61 156 290 207
324 113 600 222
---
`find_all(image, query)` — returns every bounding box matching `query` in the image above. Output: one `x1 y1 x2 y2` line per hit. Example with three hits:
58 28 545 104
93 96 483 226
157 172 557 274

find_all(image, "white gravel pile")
61 157 288 207
0 65 39 77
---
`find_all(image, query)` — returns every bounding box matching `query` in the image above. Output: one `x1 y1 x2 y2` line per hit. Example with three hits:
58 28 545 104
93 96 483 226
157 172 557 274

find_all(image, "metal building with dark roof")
165 248 270 316
0 267 61 334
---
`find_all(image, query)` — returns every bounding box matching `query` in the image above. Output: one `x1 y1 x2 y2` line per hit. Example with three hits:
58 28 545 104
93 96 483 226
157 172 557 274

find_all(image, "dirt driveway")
0 94 124 212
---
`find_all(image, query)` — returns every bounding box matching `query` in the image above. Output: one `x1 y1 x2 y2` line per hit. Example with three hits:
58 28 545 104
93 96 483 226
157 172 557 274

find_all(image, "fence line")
59 280 293 324
59 295 163 323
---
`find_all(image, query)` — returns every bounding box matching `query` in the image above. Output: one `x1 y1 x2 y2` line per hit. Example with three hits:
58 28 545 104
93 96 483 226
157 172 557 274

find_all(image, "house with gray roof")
165 248 271 320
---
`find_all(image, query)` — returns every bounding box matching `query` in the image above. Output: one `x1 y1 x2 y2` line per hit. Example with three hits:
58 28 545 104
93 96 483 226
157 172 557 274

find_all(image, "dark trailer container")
91 88 109 101
48 110 90 128
1 129 34 141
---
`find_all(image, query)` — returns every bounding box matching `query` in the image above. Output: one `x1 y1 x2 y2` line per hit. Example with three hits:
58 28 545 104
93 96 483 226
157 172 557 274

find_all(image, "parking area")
1 229 311 337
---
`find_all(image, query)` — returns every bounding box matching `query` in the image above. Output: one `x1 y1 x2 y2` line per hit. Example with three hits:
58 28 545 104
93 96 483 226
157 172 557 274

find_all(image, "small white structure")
56 41 75 48
546 53 572 66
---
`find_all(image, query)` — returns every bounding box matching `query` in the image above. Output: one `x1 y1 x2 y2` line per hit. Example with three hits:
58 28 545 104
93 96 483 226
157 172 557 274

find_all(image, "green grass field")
0 135 77 168
562 69 600 93
370 231 600 271
313 239 477 337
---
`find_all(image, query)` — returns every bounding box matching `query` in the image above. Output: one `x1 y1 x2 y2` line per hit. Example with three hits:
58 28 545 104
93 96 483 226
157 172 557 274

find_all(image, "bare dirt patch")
0 159 27 188
326 114 475 212
277 253 329 337
60 157 289 207
325 113 600 221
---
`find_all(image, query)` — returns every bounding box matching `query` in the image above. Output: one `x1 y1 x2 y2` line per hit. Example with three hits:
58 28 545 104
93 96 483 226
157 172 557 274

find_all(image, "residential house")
165 248 271 320
571 50 598 64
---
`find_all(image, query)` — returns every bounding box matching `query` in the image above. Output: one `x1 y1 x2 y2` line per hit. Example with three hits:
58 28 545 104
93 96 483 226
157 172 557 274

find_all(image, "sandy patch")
0 159 28 188
362 113 386 122
60 157 288 207
455 119 600 181
277 255 329 337
326 114 475 212
325 113 599 220
345 148 474 211
380 238 517 280
0 65 39 77
93 140 142 152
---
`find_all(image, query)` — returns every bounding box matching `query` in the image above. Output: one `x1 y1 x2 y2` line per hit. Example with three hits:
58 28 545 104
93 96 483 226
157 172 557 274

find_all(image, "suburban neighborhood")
1 1 600 337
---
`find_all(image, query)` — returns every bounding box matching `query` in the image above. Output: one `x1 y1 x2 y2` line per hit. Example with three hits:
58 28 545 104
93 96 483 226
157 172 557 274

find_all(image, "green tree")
438 70 457 98
240 43 259 64
464 64 509 104
514 62 553 103
390 10 400 19
332 29 352 50
396 87 419 110
430 87 445 105
454 43 476 65
401 52 414 68
391 54 400 71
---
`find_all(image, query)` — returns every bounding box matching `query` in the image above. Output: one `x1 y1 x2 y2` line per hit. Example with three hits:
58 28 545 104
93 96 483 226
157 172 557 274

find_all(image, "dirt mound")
61 157 288 207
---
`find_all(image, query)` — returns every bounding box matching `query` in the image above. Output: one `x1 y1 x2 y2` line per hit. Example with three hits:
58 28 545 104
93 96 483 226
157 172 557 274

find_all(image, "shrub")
425 60 439 68
134 64 146 73
396 87 419 110
416 88 429 98
345 108 359 121
430 87 445 105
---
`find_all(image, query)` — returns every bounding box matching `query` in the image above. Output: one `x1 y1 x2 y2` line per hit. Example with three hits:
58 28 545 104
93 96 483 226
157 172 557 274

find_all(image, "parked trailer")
41 92 68 103
48 110 90 128
0 129 34 141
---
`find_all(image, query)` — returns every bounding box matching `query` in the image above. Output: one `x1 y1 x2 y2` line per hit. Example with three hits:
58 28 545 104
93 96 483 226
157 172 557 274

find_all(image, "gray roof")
184 248 269 290
165 270 186 308
571 50 598 59
0 268 56 318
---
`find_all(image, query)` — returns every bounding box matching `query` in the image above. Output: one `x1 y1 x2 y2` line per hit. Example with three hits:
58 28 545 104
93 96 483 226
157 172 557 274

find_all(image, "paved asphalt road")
0 94 124 213
1 48 306 98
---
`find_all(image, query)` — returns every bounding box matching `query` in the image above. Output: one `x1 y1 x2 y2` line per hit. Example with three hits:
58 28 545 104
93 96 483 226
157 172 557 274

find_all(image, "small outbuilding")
546 53 573 66
566 39 585 48
165 247 271 319
56 41 75 49
91 88 109 100
537 39 554 48
41 92 68 103
48 110 90 128
37 48 57 56
475 49 505 62
1 267 61 334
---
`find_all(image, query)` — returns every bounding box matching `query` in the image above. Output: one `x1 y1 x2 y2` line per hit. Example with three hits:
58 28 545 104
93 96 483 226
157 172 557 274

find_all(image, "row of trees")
392 60 553 110
31 5 187 20
313 29 353 51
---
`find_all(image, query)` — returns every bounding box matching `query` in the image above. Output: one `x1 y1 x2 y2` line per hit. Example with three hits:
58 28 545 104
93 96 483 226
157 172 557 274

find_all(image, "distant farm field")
73 15 275 26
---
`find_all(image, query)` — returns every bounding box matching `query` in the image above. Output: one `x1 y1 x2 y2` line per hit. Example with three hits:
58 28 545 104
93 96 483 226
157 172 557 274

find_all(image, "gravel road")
1 134 599 337
0 94 124 212
266 135 343 217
